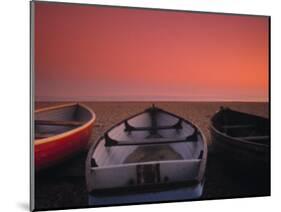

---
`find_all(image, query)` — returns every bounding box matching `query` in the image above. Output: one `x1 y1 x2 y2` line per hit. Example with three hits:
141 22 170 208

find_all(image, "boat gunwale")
86 106 208 191
210 108 269 149
34 103 96 146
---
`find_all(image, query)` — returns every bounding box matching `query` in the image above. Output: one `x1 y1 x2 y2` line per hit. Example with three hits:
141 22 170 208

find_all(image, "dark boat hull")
210 107 269 168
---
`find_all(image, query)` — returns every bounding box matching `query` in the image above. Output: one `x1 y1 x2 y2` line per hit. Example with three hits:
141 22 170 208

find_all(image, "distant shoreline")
35 95 269 103
35 100 269 103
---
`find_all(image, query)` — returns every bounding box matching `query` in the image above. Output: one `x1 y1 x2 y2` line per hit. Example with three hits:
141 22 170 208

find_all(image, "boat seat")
35 120 84 127
235 135 269 141
35 133 57 139
104 128 198 147
222 124 255 129
124 119 182 132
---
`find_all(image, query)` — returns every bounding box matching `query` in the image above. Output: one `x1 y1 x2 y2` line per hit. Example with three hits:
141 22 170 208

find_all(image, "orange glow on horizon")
35 2 269 102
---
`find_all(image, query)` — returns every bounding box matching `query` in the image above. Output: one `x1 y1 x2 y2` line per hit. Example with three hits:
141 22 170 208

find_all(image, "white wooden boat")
86 105 207 201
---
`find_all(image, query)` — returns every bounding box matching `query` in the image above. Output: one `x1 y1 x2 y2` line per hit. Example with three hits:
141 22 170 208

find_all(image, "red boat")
34 103 96 171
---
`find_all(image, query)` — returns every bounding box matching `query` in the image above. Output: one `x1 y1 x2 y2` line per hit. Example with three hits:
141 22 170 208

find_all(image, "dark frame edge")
33 0 270 18
30 0 35 211
268 16 271 196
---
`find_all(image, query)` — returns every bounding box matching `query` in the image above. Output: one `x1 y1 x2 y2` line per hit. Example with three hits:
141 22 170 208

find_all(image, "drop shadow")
17 202 29 211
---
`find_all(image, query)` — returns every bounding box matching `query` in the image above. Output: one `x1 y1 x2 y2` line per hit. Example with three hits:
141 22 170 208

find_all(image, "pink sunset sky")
34 2 269 102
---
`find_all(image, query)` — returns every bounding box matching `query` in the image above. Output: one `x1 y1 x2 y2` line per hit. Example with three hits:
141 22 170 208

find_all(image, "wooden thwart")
35 120 84 127
35 133 57 139
222 124 254 129
105 128 198 147
235 135 269 141
124 119 182 132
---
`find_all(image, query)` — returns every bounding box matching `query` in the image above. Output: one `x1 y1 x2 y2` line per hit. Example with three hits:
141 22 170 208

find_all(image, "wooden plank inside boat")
35 120 84 127
222 124 255 129
124 146 183 164
235 136 269 141
35 133 57 139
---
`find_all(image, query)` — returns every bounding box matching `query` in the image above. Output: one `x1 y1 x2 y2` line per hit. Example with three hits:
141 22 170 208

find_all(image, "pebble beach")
34 101 269 210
